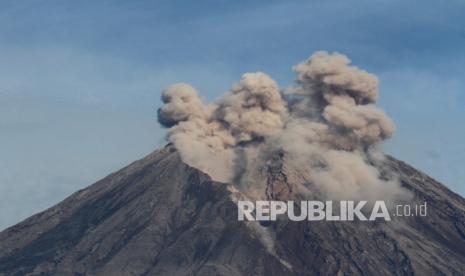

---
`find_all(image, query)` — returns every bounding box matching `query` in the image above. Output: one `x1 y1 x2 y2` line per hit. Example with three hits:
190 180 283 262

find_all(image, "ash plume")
157 51 404 200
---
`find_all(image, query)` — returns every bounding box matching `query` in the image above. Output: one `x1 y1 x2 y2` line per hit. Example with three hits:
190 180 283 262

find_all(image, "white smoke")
158 51 405 200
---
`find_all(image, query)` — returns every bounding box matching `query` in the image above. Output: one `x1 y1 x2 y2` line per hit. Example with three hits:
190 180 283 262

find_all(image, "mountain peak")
1 146 465 275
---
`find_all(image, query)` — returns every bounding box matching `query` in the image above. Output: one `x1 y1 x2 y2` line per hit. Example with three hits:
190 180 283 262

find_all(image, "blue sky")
0 0 464 229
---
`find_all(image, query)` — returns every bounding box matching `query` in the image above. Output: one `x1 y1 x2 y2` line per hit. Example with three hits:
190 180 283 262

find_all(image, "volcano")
1 145 465 276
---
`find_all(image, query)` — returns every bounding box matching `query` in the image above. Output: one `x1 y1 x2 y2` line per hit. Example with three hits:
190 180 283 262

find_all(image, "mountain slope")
1 145 465 275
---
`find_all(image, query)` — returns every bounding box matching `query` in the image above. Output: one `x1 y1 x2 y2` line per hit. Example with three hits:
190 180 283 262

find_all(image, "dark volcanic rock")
1 146 465 275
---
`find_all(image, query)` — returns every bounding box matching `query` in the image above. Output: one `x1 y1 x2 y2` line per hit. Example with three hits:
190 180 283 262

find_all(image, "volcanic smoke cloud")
158 51 404 200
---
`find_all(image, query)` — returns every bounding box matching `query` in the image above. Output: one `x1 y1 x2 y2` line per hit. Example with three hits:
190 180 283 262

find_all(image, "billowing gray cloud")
158 51 405 200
